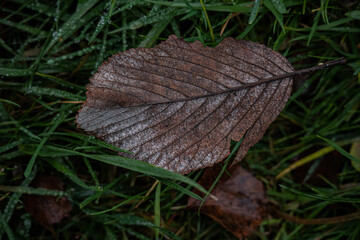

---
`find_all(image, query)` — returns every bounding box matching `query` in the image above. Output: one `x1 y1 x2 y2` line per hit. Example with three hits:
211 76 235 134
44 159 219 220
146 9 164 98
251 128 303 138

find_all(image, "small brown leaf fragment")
22 175 72 230
187 165 268 239
76 35 294 174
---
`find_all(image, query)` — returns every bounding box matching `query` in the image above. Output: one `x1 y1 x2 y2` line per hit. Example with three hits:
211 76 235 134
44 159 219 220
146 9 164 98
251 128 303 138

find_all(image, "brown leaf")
188 165 268 238
76 35 294 174
22 175 72 230
76 35 345 174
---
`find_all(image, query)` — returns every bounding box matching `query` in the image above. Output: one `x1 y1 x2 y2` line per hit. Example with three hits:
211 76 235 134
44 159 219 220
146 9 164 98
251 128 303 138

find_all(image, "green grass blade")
154 182 161 239
200 0 215 42
239 12 265 38
109 214 182 240
280 184 360 203
345 10 360 19
45 158 99 191
0 38 16 56
44 0 101 54
350 143 360 172
88 193 143 215
25 86 86 101
45 146 208 195
0 185 65 197
249 0 261 24
86 154 208 194
143 1 254 13
271 0 287 14
0 213 16 240
317 135 360 164
0 99 20 108
0 18 46 36
0 166 36 238
79 177 122 209
157 178 203 201
54 133 132 153
0 140 23 154
24 105 72 177
307 10 321 46
138 14 174 48
110 8 188 34
88 3 112 44
17 124 41 141
19 144 77 157
263 0 285 32
0 67 32 77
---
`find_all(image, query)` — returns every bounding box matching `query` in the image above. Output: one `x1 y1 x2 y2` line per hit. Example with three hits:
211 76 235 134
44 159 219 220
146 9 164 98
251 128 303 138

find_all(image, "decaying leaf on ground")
188 163 360 238
188 165 268 238
76 35 345 174
22 175 72 231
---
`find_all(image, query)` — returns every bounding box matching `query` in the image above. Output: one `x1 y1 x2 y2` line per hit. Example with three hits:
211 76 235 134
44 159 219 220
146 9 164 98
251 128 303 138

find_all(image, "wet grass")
1 0 360 239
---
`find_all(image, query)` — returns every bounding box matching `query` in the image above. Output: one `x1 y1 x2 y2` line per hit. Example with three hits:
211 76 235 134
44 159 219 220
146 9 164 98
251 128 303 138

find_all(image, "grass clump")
1 0 360 239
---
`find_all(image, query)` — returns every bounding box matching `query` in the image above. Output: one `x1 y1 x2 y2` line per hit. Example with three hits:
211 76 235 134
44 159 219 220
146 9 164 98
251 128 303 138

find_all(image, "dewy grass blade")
17 124 41 141
280 184 360 203
0 67 32 77
317 135 360 164
88 2 111 44
93 24 108 71
0 166 37 238
144 1 254 13
0 213 16 240
0 185 66 197
109 8 187 34
89 155 208 194
19 144 77 158
154 182 161 239
44 0 102 54
107 214 182 240
249 0 261 24
53 133 133 153
35 73 85 90
83 156 100 186
1 102 41 141
0 38 16 56
156 178 204 201
271 0 287 13
44 146 208 195
25 86 86 101
88 192 144 215
0 19 47 37
350 143 360 172
307 10 321 46
89 155 209 195
346 10 360 19
45 158 99 191
263 0 285 32
79 177 123 209
24 104 72 177
138 15 174 48
0 140 23 154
